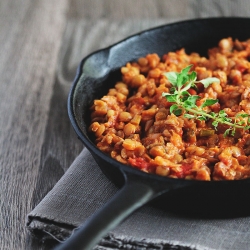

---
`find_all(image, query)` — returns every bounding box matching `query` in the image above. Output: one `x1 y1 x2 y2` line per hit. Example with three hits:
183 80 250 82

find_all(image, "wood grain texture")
0 0 70 249
1 0 250 249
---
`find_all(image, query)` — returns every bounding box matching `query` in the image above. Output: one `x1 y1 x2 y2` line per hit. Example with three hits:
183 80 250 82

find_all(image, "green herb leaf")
183 96 200 108
199 77 220 88
170 104 182 115
218 110 227 117
177 74 188 88
212 120 219 129
181 65 193 75
189 71 197 82
181 81 193 92
164 93 178 103
224 128 232 137
197 115 207 121
184 114 196 119
236 113 249 118
163 72 178 86
162 65 249 137
201 99 218 108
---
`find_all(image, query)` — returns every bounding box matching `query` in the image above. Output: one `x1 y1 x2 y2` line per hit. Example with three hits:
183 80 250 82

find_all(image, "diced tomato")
210 102 221 112
175 163 192 178
235 64 247 73
128 157 150 170
134 97 145 105
187 88 197 95
154 93 172 108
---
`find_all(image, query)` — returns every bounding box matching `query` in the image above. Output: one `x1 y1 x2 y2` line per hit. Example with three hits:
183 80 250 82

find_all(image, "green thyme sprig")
162 65 250 136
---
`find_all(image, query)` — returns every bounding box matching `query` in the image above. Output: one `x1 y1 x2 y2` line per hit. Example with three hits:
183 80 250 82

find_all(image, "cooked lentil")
89 37 250 181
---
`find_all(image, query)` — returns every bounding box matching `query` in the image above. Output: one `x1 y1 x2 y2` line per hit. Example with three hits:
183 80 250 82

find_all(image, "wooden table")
1 0 250 249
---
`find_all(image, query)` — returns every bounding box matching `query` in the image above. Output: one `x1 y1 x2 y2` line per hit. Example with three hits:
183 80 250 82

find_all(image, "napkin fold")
27 148 250 250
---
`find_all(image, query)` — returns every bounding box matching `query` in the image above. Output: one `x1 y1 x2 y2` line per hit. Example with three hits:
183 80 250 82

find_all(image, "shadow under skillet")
149 183 250 219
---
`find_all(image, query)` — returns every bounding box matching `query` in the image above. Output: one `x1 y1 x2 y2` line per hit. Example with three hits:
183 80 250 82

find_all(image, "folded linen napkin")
27 148 250 250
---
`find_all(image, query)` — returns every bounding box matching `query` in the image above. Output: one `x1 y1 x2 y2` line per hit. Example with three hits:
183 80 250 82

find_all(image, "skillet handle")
54 176 158 250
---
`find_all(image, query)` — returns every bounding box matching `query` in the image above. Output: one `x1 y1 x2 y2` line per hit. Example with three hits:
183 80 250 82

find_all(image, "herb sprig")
162 65 250 136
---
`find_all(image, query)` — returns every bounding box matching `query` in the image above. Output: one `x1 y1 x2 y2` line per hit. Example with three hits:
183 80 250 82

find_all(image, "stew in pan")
89 37 250 181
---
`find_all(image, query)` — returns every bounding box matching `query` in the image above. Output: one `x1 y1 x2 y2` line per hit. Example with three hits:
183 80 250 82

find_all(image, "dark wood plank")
0 0 69 249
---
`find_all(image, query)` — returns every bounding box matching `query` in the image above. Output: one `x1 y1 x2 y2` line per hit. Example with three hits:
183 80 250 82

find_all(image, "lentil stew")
89 38 250 181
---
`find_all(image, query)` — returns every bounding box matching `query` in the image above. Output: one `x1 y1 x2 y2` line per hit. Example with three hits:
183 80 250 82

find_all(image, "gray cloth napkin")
27 148 250 250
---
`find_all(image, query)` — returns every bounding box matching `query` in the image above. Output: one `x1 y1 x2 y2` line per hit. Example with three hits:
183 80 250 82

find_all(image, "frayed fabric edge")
97 234 201 250
27 218 74 243
27 219 204 250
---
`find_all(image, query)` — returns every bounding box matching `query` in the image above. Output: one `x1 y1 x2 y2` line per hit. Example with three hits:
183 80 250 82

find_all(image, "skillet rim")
68 17 250 185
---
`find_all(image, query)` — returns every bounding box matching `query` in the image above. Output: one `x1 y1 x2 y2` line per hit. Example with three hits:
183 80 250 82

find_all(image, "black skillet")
55 18 250 250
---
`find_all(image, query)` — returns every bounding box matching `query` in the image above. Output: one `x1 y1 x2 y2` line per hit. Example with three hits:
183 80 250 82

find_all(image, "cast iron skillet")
55 18 250 250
